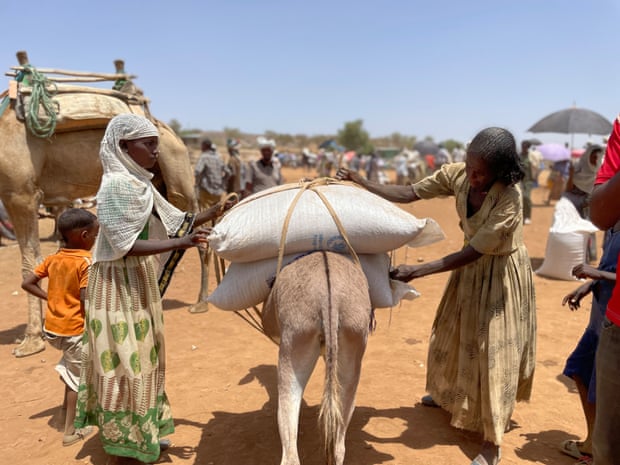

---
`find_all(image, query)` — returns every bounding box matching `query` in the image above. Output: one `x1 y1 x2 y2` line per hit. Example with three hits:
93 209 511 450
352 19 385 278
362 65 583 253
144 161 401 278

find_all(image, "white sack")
535 232 588 281
550 197 599 234
208 182 445 263
535 197 598 281
208 252 419 311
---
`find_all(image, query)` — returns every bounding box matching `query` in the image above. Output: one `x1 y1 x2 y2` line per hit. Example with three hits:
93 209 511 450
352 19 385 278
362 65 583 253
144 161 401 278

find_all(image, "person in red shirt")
587 115 620 465
22 208 99 447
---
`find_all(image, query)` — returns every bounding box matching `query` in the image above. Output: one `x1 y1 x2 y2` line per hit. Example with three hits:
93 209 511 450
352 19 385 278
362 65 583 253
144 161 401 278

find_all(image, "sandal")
560 439 592 460
63 425 94 446
421 394 439 407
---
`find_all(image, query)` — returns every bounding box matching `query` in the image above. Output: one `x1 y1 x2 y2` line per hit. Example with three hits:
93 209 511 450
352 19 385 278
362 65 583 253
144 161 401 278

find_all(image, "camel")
0 106 211 358
261 251 372 465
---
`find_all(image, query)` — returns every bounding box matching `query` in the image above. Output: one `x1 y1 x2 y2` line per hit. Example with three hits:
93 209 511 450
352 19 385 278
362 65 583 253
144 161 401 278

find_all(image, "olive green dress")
414 163 536 445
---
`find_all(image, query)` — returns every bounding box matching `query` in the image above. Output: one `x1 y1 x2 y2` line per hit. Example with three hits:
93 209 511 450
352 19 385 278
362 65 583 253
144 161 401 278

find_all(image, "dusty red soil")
0 167 598 465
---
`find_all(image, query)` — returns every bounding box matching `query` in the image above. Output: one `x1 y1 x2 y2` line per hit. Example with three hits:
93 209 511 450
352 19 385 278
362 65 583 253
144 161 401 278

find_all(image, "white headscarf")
257 136 276 149
93 114 186 262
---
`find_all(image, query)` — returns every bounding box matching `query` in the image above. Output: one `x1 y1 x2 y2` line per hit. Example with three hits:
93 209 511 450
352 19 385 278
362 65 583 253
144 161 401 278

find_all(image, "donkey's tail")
318 251 343 465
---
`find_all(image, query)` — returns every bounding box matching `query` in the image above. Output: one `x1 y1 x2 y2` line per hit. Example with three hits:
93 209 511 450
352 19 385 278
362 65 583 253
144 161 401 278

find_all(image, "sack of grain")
535 197 599 281
208 181 444 263
208 252 419 311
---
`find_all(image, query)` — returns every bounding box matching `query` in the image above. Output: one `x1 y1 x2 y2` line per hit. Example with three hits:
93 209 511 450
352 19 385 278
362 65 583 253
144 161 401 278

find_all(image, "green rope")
21 64 58 138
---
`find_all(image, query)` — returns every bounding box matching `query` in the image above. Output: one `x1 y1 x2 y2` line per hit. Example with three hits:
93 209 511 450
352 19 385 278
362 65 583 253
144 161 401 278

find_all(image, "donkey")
262 251 372 465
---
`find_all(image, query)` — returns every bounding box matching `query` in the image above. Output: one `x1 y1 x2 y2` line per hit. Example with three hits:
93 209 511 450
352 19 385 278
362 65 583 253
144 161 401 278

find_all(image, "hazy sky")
2 0 618 147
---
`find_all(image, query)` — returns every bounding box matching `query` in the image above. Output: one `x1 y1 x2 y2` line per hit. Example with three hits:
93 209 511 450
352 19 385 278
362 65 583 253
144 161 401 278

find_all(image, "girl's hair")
468 127 525 186
57 208 97 243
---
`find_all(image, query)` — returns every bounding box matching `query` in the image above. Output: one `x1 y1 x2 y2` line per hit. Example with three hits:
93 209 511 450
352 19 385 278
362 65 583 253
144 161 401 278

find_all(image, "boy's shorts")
44 332 83 392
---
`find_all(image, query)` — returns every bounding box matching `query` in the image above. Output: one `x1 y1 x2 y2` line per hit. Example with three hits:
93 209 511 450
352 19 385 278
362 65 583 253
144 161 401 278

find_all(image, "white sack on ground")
208 182 445 263
535 197 599 281
208 252 419 311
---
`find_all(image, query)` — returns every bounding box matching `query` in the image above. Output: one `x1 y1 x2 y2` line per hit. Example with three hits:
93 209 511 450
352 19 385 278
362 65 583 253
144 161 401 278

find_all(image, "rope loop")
22 64 59 138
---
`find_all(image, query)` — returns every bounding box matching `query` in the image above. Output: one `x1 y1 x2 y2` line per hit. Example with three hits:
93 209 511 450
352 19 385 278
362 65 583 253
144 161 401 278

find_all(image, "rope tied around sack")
19 65 59 138
275 177 361 277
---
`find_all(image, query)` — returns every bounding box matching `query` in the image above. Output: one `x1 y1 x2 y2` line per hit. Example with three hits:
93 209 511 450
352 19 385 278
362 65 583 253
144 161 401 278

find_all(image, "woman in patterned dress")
75 114 231 465
337 127 536 465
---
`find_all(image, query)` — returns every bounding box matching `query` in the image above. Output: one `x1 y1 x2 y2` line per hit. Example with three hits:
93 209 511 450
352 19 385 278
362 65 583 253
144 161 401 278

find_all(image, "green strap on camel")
17 64 59 138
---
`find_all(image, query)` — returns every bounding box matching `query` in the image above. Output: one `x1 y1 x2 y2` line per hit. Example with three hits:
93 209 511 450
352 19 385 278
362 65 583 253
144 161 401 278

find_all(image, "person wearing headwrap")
74 114 231 465
248 136 282 194
563 144 604 219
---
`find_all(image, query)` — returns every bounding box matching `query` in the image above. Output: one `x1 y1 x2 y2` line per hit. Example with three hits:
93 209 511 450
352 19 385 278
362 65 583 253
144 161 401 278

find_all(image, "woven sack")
208 252 419 311
208 181 444 263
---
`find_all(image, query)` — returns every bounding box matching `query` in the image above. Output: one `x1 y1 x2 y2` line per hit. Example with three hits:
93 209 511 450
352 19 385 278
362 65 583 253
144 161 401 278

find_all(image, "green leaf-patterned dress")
75 224 174 463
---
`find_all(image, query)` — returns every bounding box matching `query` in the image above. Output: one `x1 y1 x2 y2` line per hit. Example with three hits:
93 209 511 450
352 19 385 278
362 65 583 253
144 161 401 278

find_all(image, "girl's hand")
571 263 600 280
179 227 211 249
561 282 592 310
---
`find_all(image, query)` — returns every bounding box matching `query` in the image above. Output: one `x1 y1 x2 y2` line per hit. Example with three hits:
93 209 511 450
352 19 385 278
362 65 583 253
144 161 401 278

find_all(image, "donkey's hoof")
188 302 209 314
12 336 45 358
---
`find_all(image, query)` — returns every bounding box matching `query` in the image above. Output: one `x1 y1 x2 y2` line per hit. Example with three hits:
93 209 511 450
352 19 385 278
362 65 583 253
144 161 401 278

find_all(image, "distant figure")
318 149 335 177
434 144 452 171
300 147 314 172
226 138 250 198
393 152 409 185
365 152 381 182
21 208 98 447
348 151 362 172
194 138 230 209
405 149 425 183
248 137 283 194
452 145 466 163
564 144 604 219
547 144 571 204
520 140 534 225
528 145 544 187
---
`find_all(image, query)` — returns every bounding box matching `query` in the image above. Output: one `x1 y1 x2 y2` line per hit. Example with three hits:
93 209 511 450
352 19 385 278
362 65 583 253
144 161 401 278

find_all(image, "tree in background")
223 127 243 142
338 119 373 154
440 138 463 153
168 119 182 135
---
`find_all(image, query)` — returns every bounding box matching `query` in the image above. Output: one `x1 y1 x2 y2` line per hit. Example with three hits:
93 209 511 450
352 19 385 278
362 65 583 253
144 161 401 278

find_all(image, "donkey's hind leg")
277 330 321 465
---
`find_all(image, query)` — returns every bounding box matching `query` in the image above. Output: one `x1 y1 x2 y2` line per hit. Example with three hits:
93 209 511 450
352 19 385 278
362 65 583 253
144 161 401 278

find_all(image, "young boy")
22 208 99 446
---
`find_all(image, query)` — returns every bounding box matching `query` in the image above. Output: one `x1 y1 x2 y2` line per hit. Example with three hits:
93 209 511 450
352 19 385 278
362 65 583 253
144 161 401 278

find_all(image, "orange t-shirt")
34 248 92 336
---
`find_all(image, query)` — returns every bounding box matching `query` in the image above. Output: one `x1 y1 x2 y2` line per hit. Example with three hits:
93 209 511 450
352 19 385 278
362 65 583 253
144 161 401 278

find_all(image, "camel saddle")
13 80 151 133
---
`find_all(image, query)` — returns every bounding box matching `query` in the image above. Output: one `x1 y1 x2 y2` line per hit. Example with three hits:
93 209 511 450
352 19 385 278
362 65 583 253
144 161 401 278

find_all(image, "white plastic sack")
535 197 598 281
535 232 588 280
549 197 599 234
208 182 445 263
208 252 419 311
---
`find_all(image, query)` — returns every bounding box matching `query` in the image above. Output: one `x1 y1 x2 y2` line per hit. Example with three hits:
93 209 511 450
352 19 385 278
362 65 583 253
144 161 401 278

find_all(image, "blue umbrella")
319 139 345 152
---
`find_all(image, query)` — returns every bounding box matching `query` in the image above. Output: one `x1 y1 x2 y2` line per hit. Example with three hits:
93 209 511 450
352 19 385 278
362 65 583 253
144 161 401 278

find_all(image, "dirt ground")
0 166 601 465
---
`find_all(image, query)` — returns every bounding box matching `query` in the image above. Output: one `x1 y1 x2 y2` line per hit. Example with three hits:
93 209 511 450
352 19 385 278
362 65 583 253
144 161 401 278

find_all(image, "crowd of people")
12 114 620 465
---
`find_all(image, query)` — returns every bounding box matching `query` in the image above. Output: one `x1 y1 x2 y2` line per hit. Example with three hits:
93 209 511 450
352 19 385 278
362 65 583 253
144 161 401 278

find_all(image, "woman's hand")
335 168 364 184
389 264 425 282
